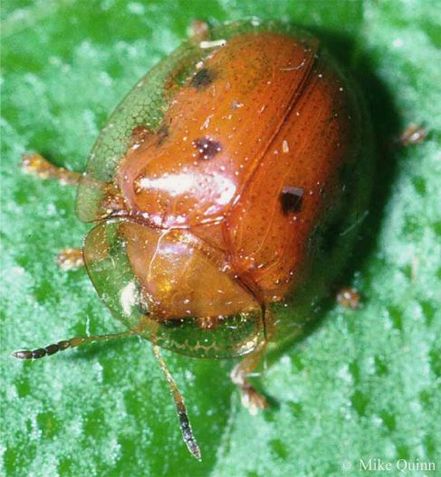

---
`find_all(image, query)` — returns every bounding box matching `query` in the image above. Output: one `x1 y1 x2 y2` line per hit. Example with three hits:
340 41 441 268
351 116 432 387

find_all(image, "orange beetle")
15 20 373 459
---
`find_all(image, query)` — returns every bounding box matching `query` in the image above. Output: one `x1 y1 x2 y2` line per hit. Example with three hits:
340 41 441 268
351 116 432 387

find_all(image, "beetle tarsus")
21 153 82 185
230 335 270 415
230 362 268 415
398 123 427 146
57 248 84 270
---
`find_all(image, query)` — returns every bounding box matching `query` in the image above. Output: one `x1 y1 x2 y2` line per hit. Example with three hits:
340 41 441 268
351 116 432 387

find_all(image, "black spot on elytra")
192 136 222 160
280 186 304 214
190 68 215 89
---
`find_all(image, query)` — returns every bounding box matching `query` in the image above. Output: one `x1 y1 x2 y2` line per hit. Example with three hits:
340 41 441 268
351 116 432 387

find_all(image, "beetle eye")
190 67 215 89
83 219 265 359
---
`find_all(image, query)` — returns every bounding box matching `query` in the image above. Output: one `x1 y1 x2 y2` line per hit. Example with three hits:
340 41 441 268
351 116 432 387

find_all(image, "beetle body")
77 20 372 359
15 19 374 459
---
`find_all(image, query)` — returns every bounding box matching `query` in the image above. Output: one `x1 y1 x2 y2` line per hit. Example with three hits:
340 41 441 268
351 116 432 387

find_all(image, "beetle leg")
230 341 269 415
398 123 427 146
21 153 82 185
20 154 87 269
57 247 84 270
21 155 85 270
12 329 136 360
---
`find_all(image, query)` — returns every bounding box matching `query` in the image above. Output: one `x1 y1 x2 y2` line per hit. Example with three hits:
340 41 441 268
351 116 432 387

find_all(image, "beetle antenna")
152 344 202 461
12 330 136 360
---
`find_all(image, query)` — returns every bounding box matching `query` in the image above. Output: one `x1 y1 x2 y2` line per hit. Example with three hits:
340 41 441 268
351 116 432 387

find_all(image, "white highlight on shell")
138 173 236 207
120 281 139 317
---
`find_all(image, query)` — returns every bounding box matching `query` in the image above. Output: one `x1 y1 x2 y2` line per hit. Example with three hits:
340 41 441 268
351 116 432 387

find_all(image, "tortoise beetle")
14 19 374 459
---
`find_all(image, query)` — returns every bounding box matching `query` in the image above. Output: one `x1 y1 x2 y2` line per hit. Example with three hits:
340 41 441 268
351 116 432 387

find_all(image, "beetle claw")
231 362 268 415
57 248 84 271
239 386 268 416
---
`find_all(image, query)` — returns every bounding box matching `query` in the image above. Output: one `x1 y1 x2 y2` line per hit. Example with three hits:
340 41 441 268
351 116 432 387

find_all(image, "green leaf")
1 1 440 476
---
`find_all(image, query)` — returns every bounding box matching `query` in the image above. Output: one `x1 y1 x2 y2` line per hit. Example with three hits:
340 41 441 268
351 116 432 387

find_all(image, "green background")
1 1 440 476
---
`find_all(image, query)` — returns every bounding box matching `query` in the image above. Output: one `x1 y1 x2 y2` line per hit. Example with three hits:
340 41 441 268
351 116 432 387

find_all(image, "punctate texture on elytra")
77 20 372 359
